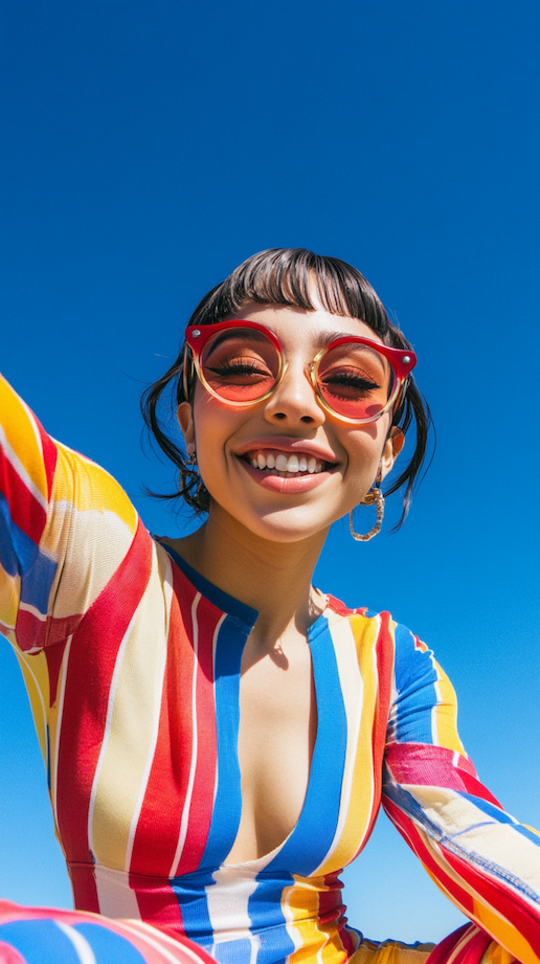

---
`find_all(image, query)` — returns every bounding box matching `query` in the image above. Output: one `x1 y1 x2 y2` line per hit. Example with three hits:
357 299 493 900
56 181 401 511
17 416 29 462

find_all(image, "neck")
164 504 329 647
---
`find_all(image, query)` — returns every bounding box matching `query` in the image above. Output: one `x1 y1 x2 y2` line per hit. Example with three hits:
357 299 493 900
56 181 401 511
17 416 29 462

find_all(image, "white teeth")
247 451 326 474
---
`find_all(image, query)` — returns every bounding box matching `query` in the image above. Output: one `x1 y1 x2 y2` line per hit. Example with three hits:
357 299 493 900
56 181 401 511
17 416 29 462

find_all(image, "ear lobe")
379 427 405 480
177 402 195 454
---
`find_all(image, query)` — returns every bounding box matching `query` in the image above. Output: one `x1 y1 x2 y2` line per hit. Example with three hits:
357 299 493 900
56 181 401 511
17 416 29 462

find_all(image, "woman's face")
178 302 404 544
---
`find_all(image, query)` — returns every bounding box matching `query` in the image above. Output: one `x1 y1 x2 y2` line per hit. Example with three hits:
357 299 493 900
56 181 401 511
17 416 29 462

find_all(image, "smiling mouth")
241 449 336 477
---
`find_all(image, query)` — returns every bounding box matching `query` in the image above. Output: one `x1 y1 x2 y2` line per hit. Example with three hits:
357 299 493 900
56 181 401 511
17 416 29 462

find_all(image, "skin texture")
166 302 404 862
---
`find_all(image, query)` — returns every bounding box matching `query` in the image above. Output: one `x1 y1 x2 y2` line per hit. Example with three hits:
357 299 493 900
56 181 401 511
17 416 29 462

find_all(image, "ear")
177 402 195 454
379 427 405 481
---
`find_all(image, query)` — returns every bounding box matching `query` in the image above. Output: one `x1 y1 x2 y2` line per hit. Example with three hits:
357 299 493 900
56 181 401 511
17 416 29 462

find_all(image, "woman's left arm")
382 622 540 964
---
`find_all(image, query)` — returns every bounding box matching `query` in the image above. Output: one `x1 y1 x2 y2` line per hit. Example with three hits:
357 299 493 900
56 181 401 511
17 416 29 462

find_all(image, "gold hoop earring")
349 486 385 542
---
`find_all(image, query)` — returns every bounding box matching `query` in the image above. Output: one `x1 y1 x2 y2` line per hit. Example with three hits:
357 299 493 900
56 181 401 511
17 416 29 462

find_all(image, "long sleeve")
382 623 540 964
0 374 139 653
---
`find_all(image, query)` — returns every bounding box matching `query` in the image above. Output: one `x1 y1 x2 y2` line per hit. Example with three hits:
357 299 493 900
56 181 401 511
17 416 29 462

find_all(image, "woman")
0 249 538 964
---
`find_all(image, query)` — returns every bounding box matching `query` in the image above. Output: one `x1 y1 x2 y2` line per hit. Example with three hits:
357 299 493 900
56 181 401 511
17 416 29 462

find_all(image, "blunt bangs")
141 248 433 528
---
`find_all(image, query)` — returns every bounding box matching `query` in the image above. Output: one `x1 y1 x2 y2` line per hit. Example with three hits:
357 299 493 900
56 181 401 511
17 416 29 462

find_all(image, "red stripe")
0 902 215 964
0 940 27 963
68 863 100 913
427 925 493 964
385 744 501 808
382 796 475 916
319 872 356 956
45 640 68 707
441 847 540 954
129 569 200 876
55 518 152 864
359 613 395 850
425 924 476 964
130 875 185 938
0 454 47 544
35 419 58 502
176 592 221 876
15 611 82 655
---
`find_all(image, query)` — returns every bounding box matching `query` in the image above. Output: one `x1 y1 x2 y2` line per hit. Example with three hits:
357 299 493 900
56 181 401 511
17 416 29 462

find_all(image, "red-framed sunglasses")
183 320 416 424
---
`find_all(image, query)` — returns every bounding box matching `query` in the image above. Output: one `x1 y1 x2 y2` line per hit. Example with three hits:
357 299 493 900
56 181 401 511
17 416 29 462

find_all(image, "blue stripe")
248 871 295 964
0 491 58 615
170 869 216 943
457 792 540 847
158 542 258 628
74 923 148 963
263 616 347 876
393 623 438 745
198 614 249 870
0 491 20 577
0 920 80 964
214 938 253 963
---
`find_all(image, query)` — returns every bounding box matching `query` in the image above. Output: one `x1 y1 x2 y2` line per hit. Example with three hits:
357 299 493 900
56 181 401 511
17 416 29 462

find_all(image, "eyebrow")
314 330 378 348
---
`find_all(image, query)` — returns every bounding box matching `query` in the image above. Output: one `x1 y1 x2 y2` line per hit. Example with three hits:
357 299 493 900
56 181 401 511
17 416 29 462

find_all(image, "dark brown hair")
141 248 433 528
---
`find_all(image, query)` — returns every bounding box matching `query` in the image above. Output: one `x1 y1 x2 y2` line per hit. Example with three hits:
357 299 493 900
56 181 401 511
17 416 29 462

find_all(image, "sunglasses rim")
183 320 416 423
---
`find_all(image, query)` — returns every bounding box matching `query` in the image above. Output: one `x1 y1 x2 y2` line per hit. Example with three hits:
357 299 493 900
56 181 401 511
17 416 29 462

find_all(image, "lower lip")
238 458 333 493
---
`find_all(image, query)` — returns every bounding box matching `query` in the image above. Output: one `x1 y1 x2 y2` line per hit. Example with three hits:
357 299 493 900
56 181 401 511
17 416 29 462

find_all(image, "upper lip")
235 437 339 464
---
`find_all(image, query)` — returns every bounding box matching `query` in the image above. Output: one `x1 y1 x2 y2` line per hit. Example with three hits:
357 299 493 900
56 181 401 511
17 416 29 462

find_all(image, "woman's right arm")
0 374 139 654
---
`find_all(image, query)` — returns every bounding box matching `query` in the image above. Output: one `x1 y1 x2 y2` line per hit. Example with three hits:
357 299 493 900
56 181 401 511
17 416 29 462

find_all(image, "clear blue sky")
1 0 539 945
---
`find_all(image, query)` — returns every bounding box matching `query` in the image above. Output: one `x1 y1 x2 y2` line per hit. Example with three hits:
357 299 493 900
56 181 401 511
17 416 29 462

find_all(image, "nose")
263 359 325 427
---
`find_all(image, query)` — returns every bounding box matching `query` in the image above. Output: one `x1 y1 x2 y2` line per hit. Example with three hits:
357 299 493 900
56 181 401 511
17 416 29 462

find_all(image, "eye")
321 367 381 398
206 355 274 383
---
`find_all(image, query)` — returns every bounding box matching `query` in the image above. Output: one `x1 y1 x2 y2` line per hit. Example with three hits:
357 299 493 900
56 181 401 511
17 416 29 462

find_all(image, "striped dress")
0 373 539 964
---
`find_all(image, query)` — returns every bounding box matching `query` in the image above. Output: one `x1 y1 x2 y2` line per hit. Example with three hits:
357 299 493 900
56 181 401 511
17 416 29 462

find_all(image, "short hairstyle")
141 248 433 528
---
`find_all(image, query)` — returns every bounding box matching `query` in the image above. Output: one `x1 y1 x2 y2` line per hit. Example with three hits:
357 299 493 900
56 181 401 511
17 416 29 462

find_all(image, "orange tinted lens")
317 343 394 420
200 328 280 402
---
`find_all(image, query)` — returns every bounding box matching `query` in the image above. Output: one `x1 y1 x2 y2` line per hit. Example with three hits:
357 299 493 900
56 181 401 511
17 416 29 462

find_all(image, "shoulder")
325 595 443 687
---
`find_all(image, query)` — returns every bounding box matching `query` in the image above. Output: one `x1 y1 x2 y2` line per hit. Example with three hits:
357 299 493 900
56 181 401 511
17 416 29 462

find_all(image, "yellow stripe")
0 567 20 632
315 614 386 875
285 876 348 964
472 900 538 964
0 376 49 503
13 647 50 764
432 660 465 754
415 831 538 964
53 445 137 529
90 547 168 869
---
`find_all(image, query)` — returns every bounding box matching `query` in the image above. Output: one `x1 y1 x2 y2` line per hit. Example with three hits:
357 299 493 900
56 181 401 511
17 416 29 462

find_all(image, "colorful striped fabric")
1 373 539 964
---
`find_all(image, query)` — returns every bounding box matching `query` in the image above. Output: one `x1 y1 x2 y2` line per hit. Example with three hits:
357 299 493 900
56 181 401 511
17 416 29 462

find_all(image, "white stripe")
18 601 48 621
169 592 202 875
205 864 260 955
0 421 48 512
88 609 140 859
94 864 141 920
55 921 97 964
120 919 209 963
452 750 461 768
446 926 480 964
282 883 303 955
124 553 172 872
311 616 366 875
211 615 226 809
51 634 73 828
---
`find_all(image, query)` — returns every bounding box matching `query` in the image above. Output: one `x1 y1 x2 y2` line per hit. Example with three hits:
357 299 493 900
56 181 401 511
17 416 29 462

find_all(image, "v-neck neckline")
156 537 348 876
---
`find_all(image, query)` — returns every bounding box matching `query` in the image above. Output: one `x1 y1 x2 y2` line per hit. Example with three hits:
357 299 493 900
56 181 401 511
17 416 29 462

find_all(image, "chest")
49 579 389 880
